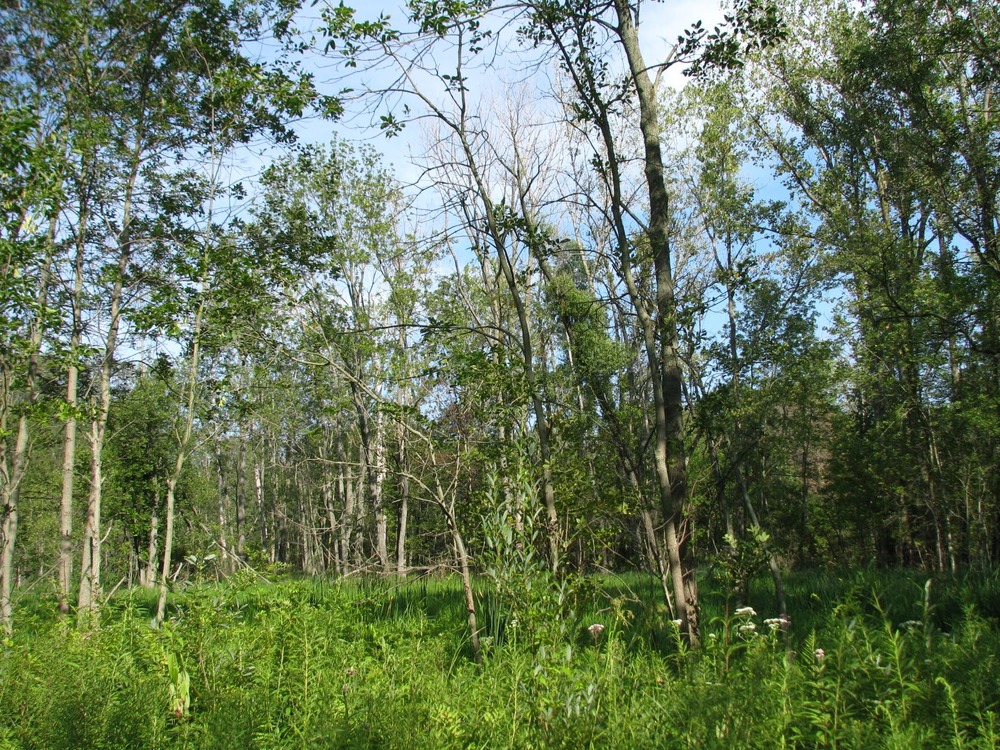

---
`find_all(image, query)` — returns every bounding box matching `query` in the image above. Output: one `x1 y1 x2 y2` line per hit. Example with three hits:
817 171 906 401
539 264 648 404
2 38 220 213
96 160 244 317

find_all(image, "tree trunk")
78 157 137 618
155 290 206 624
255 460 267 556
59 211 85 615
352 379 389 573
142 488 159 588
78 416 107 616
156 478 178 622
613 0 699 644
1 238 52 631
236 433 247 558
396 469 409 576
0 415 30 635
337 442 353 574
215 443 230 573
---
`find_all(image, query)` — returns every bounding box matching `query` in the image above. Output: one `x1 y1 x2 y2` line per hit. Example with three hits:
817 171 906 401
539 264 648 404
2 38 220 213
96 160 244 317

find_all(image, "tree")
0 103 62 633
322 4 570 572
745 0 1000 569
32 0 316 618
515 0 705 640
243 139 408 574
103 365 176 587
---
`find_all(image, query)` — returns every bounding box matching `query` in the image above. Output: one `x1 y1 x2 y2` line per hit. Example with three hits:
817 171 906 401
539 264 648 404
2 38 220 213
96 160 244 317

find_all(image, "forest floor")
2 568 1000 748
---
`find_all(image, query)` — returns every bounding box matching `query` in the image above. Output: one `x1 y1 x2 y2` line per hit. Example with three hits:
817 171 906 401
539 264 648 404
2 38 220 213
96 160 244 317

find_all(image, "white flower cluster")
731 608 793 638
587 623 606 643
763 614 792 632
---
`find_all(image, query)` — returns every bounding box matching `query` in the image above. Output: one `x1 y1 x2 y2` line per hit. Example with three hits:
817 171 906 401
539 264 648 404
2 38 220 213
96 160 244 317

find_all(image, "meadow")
2 568 999 749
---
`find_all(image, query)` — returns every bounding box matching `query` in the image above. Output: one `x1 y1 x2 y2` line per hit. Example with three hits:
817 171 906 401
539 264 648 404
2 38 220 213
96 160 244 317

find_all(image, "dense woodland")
1 0 999 645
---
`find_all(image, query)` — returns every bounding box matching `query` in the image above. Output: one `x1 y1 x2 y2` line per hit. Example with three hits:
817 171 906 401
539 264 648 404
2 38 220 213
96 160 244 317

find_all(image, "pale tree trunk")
255 460 267 556
299 470 321 574
373 410 389 572
157 477 178 622
351 463 366 569
320 429 340 573
349 345 390 573
353 381 387 572
215 444 230 573
78 151 141 618
57 367 78 613
337 441 354 574
1 405 34 633
326 485 341 574
59 210 86 615
78 415 107 616
0 417 28 635
396 459 409 575
0 244 52 633
614 0 699 644
236 433 247 558
141 488 159 588
156 292 206 624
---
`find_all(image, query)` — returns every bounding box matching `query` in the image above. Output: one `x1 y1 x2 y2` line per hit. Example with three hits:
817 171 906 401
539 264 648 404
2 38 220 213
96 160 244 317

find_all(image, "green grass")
2 569 999 748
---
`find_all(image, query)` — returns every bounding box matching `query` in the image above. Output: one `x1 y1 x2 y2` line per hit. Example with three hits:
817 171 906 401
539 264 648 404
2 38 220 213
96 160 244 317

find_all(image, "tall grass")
1 569 999 748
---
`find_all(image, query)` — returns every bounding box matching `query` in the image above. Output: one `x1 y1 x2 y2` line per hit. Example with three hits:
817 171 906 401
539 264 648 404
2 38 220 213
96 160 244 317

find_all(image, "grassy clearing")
2 569 999 749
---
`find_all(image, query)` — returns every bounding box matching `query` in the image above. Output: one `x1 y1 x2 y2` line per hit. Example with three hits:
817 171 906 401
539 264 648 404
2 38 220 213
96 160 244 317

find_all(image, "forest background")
1 0 999 652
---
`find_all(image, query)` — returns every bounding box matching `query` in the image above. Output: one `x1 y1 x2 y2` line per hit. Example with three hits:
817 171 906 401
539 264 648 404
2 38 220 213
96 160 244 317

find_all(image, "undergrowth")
1 569 999 748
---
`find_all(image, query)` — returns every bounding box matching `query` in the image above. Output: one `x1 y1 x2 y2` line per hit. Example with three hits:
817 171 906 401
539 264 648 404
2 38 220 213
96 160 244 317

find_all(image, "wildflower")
587 623 606 643
735 606 757 617
814 648 825 660
671 619 683 627
764 614 792 632
739 622 757 633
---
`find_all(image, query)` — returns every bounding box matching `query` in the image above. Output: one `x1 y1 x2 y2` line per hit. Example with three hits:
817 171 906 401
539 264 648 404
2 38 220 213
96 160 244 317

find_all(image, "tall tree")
745 0 1000 569
242 139 409 573
64 0 315 617
322 5 567 571
0 103 62 632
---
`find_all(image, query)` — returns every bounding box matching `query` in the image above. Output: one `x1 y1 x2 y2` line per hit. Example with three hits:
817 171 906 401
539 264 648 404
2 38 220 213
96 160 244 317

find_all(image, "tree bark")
1 245 52 632
142 488 159 588
155 289 206 624
236 432 247 557
59 210 86 615
78 149 140 618
615 0 700 643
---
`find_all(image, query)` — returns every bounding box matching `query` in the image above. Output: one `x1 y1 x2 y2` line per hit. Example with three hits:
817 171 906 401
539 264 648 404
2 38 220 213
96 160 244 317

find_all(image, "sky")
225 0 807 358
279 0 730 185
